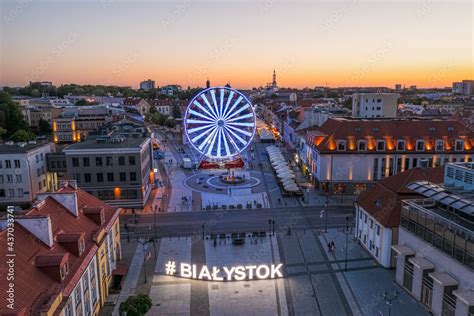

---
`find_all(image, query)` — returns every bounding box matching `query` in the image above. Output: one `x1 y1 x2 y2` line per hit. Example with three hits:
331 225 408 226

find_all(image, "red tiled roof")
356 167 444 227
308 117 474 153
0 184 120 315
123 97 143 105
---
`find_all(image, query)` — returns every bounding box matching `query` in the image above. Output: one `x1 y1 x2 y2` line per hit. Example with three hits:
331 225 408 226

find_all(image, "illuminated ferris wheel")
184 87 256 159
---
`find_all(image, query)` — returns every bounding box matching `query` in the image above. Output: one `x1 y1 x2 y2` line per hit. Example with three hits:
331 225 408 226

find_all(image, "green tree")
0 91 30 139
119 294 152 316
165 118 176 128
10 130 35 142
172 105 182 119
38 119 52 135
75 99 88 106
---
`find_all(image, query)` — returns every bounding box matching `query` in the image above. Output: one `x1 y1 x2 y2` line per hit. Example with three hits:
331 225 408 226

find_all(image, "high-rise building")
452 80 474 95
395 84 402 91
140 79 155 90
0 141 56 206
352 93 399 118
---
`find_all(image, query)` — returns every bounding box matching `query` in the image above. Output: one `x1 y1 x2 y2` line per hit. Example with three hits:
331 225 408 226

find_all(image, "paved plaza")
116 228 429 316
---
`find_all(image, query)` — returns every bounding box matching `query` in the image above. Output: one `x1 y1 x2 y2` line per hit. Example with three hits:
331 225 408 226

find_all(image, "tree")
10 130 35 142
172 105 182 119
75 99 88 106
119 294 152 316
0 91 30 139
38 119 52 135
165 118 176 128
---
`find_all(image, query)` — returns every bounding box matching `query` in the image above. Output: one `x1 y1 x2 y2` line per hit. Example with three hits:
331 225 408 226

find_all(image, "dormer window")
358 140 367 151
397 140 406 151
455 140 464 151
416 140 425 151
435 139 444 151
337 140 346 151
60 262 69 280
79 238 85 255
376 140 385 151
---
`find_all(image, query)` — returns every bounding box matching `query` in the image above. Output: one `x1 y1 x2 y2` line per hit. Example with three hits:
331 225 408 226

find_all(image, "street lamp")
324 193 329 232
383 290 398 316
137 237 152 284
152 205 158 259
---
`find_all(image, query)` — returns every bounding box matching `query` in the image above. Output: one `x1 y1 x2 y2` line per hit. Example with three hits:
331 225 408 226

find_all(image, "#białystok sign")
165 261 283 281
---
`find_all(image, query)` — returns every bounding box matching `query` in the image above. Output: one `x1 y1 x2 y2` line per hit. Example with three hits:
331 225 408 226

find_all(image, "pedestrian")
331 241 336 252
327 242 331 253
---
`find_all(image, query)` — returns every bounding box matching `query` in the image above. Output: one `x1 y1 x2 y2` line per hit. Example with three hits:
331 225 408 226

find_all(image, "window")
73 173 81 183
107 172 114 182
364 213 368 223
397 140 406 151
369 240 373 250
359 211 362 219
412 158 418 168
370 219 373 229
60 262 69 280
72 158 79 167
35 155 39 163
376 224 380 235
435 139 444 151
337 140 346 151
358 140 367 151
119 172 126 182
455 140 464 151
95 157 102 166
15 175 21 183
40 153 44 161
106 156 113 166
130 172 137 182
14 160 20 168
84 173 91 183
6 175 13 183
83 157 90 167
377 140 385 151
375 247 379 257
96 173 104 182
5 160 11 168
416 140 425 151
119 156 125 166
8 189 15 197
0 175 3 183
0 189 4 197
129 156 136 165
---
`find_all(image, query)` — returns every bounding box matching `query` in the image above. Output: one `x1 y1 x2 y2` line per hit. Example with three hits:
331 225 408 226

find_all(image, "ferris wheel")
184 87 256 159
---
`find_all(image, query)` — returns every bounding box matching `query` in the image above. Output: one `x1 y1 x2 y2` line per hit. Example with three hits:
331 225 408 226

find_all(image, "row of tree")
0 92 51 142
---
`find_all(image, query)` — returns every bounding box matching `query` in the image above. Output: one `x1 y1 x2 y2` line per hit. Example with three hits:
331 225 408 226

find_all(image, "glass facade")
401 200 474 269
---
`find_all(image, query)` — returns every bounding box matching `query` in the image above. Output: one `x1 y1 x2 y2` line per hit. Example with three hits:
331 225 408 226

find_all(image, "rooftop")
0 141 53 154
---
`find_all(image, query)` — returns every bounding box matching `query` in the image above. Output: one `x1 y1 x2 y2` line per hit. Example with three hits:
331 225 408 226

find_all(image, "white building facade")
352 93 399 118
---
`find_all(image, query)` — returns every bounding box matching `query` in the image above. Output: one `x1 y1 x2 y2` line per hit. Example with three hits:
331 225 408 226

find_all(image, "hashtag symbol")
165 261 176 275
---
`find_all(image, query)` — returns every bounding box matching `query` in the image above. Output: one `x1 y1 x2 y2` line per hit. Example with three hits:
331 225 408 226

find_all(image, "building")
355 167 444 268
452 80 474 95
149 99 186 117
391 164 474 316
53 106 116 143
304 117 474 194
62 122 153 208
123 97 151 116
425 103 464 115
352 93 399 118
140 79 155 90
0 141 56 206
0 180 122 315
395 84 403 91
160 84 182 96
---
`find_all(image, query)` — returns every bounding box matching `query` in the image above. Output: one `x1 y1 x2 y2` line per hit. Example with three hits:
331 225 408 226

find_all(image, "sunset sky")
0 0 472 89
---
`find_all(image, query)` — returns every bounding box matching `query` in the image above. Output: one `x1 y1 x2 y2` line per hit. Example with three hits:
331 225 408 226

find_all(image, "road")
121 205 354 238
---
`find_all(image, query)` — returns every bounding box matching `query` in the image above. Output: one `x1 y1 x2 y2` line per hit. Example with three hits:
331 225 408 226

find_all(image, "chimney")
37 192 79 217
16 216 54 247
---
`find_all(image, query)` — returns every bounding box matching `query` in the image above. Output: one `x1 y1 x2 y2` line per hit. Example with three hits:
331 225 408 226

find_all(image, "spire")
272 69 277 88
206 77 210 89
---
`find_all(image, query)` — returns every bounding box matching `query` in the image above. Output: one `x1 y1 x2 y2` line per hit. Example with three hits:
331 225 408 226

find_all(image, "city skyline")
1 0 472 89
